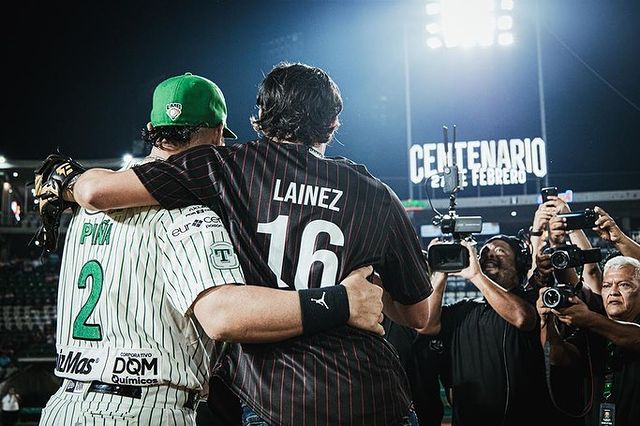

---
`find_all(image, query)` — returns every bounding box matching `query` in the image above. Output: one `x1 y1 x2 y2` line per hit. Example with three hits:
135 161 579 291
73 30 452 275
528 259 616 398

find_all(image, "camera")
542 283 579 309
426 125 483 273
557 208 597 231
543 244 602 270
437 214 483 235
541 186 558 202
428 214 483 273
428 236 477 273
428 216 482 273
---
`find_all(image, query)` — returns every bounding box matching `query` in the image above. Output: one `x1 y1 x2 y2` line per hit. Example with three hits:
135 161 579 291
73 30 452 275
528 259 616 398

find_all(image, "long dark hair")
251 62 343 147
141 125 202 149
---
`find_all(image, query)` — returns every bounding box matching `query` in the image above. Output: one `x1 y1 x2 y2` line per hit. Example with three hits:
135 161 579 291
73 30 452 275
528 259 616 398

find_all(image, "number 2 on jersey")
258 215 344 289
72 260 103 341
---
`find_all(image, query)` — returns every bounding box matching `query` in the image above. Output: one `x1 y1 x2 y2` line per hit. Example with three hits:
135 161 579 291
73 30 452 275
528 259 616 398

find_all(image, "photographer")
592 206 640 260
530 195 602 293
420 235 555 425
537 256 640 426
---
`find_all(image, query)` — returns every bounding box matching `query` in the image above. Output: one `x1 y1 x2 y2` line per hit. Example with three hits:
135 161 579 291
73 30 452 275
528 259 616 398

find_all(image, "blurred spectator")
1 387 20 426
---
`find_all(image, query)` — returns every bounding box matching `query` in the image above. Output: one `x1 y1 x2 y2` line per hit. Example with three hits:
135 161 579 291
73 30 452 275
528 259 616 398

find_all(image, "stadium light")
498 32 514 46
122 153 133 164
424 0 515 49
0 155 6 164
426 37 443 49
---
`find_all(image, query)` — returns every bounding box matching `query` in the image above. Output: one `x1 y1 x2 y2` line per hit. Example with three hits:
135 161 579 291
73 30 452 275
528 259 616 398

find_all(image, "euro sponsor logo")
169 213 224 240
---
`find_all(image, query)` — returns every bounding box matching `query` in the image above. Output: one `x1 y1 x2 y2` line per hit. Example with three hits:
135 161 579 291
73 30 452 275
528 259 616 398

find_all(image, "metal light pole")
403 23 415 200
535 1 549 189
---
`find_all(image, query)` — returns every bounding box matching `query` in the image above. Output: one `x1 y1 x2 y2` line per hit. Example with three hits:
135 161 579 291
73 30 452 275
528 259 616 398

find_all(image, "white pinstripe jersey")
53 203 244 393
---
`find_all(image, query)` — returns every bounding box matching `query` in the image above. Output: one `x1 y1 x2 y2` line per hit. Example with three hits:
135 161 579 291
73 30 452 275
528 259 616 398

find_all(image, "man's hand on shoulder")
341 266 385 336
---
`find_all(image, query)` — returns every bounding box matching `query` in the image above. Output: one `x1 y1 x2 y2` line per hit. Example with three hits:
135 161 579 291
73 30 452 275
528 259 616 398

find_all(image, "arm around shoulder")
73 168 158 211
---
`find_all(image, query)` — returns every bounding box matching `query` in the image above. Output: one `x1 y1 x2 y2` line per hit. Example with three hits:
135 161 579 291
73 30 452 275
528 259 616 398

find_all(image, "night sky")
4 0 639 199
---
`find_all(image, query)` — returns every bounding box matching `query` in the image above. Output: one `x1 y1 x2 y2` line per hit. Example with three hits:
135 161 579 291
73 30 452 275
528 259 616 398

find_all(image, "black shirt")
384 318 446 426
584 314 640 426
133 140 433 425
439 288 552 426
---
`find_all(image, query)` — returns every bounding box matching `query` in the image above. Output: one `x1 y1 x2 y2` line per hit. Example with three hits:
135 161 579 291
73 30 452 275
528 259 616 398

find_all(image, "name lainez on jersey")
273 179 343 212
169 205 224 241
55 346 162 386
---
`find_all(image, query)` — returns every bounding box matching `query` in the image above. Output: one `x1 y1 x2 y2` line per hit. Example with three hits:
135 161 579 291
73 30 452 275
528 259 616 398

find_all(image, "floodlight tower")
406 0 532 199
424 0 514 49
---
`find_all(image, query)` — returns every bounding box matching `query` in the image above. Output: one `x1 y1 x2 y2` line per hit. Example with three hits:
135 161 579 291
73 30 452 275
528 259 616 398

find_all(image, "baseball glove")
31 152 86 252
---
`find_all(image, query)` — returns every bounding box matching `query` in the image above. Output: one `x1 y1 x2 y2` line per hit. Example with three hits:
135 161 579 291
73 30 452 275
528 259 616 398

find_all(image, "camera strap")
598 341 616 426
601 341 616 402
543 323 594 418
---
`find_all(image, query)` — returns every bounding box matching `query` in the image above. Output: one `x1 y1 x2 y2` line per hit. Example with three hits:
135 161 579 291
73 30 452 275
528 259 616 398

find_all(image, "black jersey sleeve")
378 186 433 304
132 145 222 210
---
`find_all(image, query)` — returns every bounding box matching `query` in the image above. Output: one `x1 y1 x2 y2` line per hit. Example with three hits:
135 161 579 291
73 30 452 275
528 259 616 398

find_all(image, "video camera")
426 125 483 273
543 244 602 270
541 282 580 309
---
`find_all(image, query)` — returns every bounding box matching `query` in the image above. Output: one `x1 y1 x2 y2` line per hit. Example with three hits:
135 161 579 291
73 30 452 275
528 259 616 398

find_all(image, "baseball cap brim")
223 126 238 140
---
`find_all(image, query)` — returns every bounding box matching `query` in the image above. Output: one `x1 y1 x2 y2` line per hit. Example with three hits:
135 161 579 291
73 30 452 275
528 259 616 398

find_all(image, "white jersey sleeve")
158 205 245 316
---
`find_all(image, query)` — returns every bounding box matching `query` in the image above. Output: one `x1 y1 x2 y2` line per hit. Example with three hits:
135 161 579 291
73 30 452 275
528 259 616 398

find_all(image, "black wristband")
298 286 350 336
529 226 543 237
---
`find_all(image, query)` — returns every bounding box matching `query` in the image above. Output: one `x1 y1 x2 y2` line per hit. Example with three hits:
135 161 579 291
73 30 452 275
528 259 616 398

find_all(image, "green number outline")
72 260 103 341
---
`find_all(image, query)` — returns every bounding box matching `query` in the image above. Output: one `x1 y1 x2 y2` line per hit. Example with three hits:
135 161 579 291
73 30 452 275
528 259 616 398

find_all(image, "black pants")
2 410 19 426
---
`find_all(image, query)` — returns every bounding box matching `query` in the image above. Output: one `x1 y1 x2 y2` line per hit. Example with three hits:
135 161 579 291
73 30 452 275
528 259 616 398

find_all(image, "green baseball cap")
150 72 237 139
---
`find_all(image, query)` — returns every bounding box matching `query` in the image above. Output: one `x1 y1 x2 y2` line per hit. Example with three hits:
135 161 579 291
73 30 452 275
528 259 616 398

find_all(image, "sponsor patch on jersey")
169 209 224 241
56 347 162 386
210 241 239 269
105 348 162 386
55 347 109 382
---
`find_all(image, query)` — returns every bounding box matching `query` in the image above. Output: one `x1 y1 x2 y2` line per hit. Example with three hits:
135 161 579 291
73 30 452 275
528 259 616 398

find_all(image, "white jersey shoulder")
54 204 243 391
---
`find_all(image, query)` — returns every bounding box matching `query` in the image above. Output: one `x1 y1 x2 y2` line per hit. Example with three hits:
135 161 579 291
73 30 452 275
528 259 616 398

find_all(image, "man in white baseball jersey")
39 73 384 425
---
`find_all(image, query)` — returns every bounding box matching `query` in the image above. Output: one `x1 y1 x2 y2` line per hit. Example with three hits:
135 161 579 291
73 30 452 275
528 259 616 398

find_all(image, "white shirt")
1 393 19 411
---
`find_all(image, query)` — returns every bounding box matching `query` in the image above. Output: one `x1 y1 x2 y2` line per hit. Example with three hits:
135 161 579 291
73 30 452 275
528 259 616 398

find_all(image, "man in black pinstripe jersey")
69 63 433 425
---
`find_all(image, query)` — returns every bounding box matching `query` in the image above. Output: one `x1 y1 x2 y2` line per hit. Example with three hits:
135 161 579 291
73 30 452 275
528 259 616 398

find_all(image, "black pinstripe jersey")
133 139 432 425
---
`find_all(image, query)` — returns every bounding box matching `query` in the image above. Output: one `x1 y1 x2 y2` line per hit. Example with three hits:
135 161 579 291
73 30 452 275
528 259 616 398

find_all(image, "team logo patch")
210 241 239 269
166 103 182 121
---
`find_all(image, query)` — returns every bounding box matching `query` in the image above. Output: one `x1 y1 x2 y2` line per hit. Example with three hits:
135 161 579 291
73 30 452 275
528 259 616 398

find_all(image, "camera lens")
550 251 570 269
542 288 561 308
